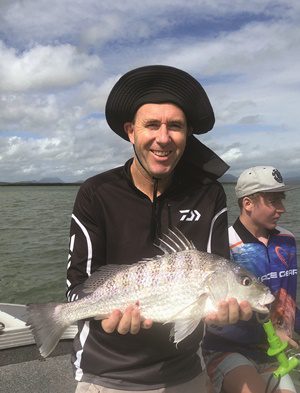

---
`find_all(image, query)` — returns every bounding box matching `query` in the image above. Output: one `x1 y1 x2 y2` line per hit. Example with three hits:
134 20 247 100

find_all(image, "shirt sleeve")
66 181 106 302
208 185 230 259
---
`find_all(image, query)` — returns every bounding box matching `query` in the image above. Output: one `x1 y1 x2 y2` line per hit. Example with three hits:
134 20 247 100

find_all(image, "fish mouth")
252 304 271 314
252 293 275 314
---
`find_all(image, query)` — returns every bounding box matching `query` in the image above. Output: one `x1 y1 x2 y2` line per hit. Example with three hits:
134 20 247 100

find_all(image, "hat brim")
105 65 215 140
262 185 300 193
236 184 300 198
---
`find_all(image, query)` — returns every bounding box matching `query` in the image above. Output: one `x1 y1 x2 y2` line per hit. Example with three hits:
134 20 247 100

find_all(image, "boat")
1 302 300 393
0 303 78 393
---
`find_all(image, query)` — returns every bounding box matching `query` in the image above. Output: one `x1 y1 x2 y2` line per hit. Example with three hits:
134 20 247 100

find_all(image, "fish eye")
241 276 252 286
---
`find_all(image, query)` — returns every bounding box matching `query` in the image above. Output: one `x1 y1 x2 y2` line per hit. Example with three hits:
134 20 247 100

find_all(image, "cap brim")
236 184 300 198
262 185 300 193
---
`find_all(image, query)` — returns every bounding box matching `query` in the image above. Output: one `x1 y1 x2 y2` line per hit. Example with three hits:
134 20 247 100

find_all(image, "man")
66 65 252 393
203 166 299 393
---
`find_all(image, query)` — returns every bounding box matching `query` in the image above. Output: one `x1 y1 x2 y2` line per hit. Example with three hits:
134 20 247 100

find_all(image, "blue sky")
0 0 299 182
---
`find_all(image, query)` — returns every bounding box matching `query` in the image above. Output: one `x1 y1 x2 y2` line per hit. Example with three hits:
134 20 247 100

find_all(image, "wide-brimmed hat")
235 166 298 198
105 65 215 140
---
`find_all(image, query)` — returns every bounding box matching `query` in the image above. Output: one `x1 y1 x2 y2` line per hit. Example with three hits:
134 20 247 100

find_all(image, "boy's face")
249 192 286 230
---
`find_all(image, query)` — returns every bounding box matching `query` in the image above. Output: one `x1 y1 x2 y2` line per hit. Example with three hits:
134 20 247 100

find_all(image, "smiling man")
124 102 189 198
66 65 253 393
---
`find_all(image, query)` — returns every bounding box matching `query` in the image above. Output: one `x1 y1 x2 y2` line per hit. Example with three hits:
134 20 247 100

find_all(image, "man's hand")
101 305 153 334
205 298 253 325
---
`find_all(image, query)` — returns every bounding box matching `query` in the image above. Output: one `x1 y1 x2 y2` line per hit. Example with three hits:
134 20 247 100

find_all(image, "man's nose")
156 124 170 144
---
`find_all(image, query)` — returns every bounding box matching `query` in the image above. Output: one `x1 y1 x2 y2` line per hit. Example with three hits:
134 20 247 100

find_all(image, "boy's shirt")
202 218 299 362
229 218 298 337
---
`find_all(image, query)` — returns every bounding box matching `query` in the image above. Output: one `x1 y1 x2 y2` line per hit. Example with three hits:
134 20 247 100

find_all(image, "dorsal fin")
154 227 195 255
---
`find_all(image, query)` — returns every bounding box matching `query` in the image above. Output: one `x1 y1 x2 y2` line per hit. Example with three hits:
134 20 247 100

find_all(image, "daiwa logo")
179 209 201 221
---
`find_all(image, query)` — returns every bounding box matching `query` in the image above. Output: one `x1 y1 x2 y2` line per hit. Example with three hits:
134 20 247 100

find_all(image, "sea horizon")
1 184 299 305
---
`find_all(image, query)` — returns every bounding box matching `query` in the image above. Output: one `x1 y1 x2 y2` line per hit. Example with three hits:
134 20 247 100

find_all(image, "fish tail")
26 302 69 358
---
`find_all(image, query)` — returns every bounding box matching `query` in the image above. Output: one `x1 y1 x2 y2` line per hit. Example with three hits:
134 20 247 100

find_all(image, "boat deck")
0 341 77 393
1 303 300 392
0 302 77 393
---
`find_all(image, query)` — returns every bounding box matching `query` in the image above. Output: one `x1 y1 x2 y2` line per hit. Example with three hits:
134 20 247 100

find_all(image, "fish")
26 227 274 358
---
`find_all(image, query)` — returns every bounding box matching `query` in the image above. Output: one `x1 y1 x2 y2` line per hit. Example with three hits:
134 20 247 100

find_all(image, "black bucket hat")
105 64 215 140
105 64 228 179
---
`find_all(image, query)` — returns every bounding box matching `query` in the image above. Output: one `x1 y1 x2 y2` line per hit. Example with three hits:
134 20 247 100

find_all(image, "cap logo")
272 169 283 184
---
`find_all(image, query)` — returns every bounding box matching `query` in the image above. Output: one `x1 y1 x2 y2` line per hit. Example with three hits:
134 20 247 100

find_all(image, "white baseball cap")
235 166 298 198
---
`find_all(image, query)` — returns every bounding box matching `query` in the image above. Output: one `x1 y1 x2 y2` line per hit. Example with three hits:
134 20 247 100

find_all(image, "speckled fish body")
27 228 274 357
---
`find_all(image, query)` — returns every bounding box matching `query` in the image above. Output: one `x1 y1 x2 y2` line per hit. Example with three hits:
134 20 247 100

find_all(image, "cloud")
221 146 242 163
0 41 101 92
0 115 133 182
0 0 299 182
1 0 297 49
0 94 60 131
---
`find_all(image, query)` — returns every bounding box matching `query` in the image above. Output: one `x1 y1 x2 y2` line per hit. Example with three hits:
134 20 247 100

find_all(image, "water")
0 184 299 304
0 186 79 303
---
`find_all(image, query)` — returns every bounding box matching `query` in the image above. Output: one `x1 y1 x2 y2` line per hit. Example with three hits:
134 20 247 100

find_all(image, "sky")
0 0 299 182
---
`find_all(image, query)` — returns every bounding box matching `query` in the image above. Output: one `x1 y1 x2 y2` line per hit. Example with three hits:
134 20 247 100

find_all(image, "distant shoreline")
0 183 82 186
0 181 238 186
1 181 299 186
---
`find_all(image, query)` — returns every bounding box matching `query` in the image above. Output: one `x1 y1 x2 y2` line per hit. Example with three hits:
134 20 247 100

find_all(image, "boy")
203 166 299 393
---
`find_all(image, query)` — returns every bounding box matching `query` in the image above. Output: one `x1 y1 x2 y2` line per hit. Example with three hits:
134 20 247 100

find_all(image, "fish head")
225 263 275 313
205 260 275 314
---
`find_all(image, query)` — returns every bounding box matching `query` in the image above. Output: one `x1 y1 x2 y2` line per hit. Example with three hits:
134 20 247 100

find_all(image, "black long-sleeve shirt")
66 158 229 389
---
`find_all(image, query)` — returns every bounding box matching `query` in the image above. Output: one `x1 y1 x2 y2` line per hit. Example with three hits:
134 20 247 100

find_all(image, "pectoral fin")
206 271 228 304
170 318 203 345
167 293 209 345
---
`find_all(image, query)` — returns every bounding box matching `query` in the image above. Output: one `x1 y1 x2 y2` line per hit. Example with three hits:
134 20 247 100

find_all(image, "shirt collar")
233 217 280 244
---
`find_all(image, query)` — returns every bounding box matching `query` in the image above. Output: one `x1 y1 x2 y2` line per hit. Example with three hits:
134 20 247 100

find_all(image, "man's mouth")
151 150 171 157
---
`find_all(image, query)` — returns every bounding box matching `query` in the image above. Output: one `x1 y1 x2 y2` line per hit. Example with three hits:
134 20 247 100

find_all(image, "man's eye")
146 123 160 130
268 199 278 205
168 123 184 131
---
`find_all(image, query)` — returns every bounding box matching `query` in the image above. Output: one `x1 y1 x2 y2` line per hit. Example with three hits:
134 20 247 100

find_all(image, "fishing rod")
258 316 300 393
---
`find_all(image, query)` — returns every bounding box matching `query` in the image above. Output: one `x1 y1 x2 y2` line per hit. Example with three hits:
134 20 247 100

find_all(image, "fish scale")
26 227 274 358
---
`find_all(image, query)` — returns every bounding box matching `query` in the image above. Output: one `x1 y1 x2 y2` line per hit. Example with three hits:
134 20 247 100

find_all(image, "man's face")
124 103 188 179
250 193 286 230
